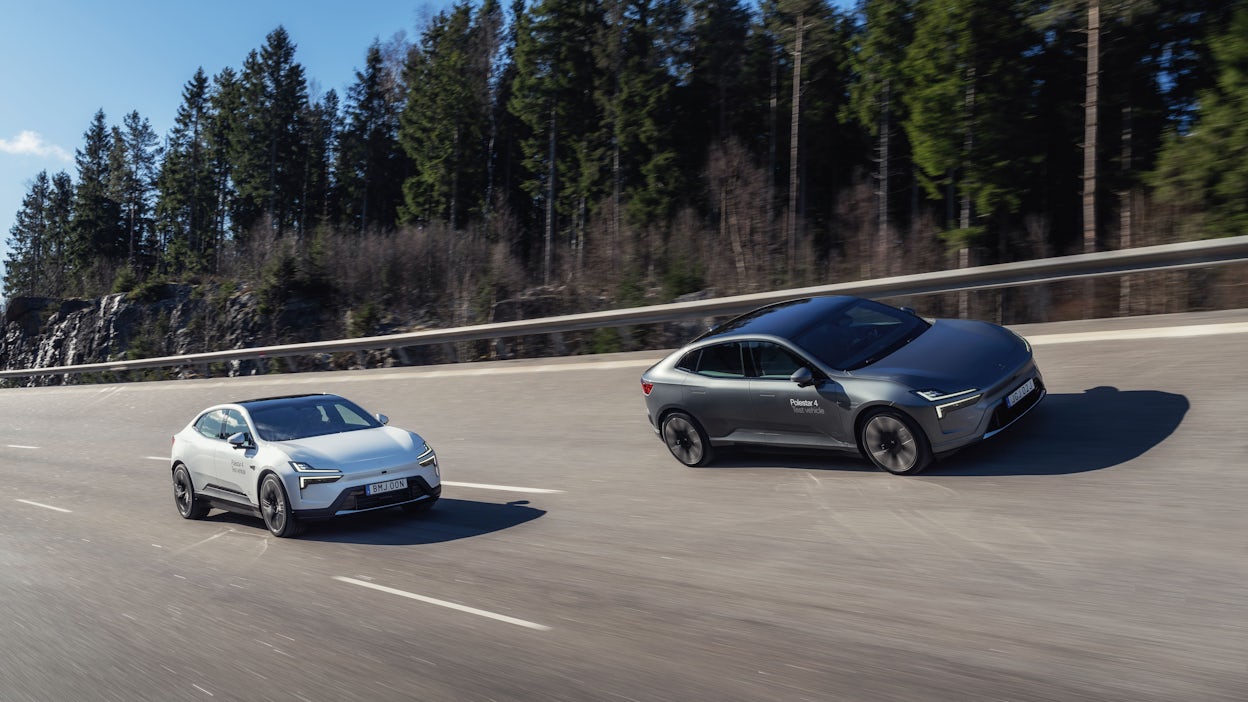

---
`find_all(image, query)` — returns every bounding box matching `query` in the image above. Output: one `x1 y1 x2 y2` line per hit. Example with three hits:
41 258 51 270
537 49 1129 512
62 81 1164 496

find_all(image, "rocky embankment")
0 284 317 386
1 283 712 387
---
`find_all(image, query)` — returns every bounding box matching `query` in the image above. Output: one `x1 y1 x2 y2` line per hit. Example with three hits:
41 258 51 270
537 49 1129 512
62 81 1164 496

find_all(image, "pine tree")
340 43 403 233
400 2 498 231
4 172 52 297
109 111 161 269
900 0 1036 243
508 0 606 282
157 68 215 274
232 27 311 241
70 109 124 276
848 0 916 249
1152 5 1248 239
206 67 243 263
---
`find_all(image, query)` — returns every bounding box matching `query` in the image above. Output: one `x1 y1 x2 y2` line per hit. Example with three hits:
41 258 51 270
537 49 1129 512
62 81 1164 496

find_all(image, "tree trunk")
1083 0 1100 256
1119 104 1133 317
787 12 804 279
544 106 556 285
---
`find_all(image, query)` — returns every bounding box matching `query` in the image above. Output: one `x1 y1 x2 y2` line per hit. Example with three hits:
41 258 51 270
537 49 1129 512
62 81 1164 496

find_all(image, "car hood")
853 319 1030 391
276 426 425 471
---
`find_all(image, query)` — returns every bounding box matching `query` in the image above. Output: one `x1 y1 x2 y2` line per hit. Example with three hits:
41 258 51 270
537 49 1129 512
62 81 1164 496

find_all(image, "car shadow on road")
932 386 1189 476
706 386 1189 477
205 498 546 545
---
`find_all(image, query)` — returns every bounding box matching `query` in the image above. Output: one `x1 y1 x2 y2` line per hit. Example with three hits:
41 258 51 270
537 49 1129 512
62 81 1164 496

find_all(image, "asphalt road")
1 309 1245 701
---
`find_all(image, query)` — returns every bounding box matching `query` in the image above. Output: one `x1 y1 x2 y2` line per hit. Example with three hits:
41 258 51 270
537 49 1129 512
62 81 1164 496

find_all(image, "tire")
172 464 209 519
401 497 438 515
259 474 303 537
661 411 714 467
859 409 932 475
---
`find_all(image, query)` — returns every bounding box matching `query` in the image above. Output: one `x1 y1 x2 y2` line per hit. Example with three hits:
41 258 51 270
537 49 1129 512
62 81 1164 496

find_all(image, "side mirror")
376 413 390 425
790 367 815 388
900 306 917 315
227 432 252 450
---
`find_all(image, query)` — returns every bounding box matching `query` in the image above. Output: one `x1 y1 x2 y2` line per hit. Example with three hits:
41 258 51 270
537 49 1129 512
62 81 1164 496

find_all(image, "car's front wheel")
859 409 932 475
259 474 303 537
661 411 714 467
172 464 209 519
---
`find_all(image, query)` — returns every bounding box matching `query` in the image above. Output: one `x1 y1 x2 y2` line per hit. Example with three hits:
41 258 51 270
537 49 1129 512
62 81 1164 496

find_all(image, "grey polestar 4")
640 296 1044 474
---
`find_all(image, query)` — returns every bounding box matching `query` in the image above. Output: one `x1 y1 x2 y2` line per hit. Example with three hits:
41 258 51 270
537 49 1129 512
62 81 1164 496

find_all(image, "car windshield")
791 299 929 371
247 396 383 441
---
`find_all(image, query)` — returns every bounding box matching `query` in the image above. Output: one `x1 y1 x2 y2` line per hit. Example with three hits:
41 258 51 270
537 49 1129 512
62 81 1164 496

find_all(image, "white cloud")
0 130 72 162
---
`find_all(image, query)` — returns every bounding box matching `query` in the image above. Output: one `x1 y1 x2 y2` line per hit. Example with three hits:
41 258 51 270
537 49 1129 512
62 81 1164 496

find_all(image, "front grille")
338 477 438 512
987 377 1045 432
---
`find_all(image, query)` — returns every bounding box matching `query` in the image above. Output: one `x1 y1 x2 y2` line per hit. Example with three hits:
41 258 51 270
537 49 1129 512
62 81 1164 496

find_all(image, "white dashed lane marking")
334 576 551 631
6 445 39 450
16 499 71 513
441 481 563 494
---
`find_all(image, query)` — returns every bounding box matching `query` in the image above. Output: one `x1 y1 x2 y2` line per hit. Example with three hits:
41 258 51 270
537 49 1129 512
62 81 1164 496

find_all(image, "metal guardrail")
3 235 1247 380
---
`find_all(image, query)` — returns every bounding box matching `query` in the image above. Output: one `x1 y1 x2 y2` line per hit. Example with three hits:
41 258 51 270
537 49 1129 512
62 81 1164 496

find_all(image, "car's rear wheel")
401 497 438 515
259 474 303 537
172 464 209 519
859 409 932 475
661 411 714 467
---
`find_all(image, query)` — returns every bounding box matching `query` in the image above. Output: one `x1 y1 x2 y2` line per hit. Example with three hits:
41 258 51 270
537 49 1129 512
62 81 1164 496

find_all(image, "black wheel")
401 497 438 515
661 411 714 467
259 474 303 537
172 464 209 519
859 409 932 475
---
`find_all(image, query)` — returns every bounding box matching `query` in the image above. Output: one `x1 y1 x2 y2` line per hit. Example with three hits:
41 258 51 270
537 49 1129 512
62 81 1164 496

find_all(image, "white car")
170 393 440 537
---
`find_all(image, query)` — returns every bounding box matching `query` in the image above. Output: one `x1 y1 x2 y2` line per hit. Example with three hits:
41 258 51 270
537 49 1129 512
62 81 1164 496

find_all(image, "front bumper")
926 367 1046 454
293 477 441 520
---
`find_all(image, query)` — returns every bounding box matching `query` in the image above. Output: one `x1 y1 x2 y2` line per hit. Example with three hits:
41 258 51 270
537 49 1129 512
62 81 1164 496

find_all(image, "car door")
746 341 855 449
682 342 754 441
184 410 224 488
216 409 256 499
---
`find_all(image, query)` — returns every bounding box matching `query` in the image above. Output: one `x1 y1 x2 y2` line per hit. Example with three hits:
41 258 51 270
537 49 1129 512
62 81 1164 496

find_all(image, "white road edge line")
442 481 564 494
333 576 551 631
1028 322 1248 346
6 445 39 449
16 499 71 513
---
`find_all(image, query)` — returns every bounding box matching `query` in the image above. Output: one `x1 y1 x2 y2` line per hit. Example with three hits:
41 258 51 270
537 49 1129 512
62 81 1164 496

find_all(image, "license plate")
366 478 407 496
1006 378 1036 408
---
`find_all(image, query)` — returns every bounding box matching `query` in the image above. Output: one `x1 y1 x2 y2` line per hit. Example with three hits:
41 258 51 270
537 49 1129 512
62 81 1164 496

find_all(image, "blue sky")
0 0 444 281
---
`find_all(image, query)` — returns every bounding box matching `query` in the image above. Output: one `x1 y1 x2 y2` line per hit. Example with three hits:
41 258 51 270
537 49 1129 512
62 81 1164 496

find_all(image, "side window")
222 409 250 442
748 341 805 379
695 343 745 378
194 411 225 440
676 350 700 372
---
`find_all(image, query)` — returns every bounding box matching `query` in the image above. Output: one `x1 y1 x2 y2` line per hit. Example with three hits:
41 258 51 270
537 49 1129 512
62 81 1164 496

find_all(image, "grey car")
640 296 1044 474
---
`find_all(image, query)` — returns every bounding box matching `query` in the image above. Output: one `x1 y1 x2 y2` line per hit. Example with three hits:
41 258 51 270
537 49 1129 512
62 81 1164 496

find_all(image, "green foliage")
348 301 381 338
1151 6 1248 239
937 226 987 252
111 266 139 294
662 261 705 300
126 275 170 303
126 311 171 361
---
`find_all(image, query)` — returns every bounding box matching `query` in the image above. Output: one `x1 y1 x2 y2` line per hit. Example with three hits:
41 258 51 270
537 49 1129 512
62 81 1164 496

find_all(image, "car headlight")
290 461 343 489
914 389 983 419
417 442 437 467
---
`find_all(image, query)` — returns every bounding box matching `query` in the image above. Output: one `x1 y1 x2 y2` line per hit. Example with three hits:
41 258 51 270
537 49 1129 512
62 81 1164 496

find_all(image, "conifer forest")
5 0 1247 338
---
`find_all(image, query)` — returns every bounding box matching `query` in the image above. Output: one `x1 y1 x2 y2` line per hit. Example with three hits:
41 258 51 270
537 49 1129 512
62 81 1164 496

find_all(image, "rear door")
682 342 754 441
